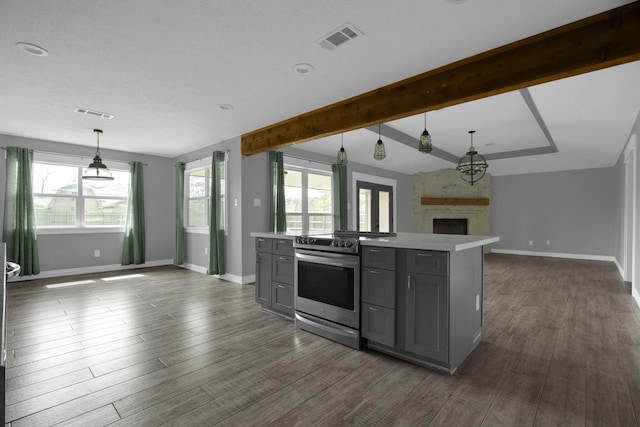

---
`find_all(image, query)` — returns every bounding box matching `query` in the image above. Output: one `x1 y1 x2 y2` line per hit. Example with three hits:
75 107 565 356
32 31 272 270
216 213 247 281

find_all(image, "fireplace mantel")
421 197 490 206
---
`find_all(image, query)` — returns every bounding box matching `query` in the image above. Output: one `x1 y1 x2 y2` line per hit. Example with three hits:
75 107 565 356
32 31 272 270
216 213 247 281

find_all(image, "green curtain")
122 161 145 265
2 147 40 276
269 151 286 232
174 162 185 265
332 163 348 231
208 151 226 275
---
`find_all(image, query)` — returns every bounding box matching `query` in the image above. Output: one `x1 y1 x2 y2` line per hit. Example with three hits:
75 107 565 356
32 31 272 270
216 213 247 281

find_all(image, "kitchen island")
251 231 499 374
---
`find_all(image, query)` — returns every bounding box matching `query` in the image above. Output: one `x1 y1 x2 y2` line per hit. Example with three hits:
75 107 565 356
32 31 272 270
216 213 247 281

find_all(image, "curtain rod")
1 146 148 166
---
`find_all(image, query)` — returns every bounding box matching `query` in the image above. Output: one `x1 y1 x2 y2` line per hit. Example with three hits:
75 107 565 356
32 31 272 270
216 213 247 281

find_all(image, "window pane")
359 189 371 232
85 198 127 226
379 191 390 233
34 196 76 226
284 169 301 187
189 170 206 198
309 214 332 233
286 214 302 233
83 170 129 197
33 164 78 195
308 173 331 214
189 199 206 226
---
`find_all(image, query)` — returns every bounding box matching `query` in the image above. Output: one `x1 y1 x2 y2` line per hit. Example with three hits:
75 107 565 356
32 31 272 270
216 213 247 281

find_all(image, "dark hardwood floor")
4 254 640 426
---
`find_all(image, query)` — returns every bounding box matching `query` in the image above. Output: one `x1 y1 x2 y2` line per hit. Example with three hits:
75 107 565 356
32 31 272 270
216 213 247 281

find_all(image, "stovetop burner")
293 231 396 254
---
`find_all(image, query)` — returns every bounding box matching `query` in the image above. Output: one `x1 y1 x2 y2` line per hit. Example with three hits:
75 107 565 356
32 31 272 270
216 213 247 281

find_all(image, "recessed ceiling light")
292 63 314 74
219 104 234 111
446 0 471 4
16 42 49 57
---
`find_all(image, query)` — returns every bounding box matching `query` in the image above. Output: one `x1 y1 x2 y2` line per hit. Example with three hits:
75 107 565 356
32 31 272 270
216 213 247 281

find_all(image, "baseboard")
181 263 256 285
11 259 174 281
633 286 640 310
614 259 625 279
491 249 618 264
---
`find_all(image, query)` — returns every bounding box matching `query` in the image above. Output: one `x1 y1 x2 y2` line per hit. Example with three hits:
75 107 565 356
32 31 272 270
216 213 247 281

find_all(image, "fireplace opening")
433 218 468 235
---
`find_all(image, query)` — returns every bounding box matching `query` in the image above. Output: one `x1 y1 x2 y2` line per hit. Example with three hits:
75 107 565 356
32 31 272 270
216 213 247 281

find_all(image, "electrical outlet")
546 240 551 245
94 249 100 257
254 198 261 207
204 247 208 255
528 241 533 246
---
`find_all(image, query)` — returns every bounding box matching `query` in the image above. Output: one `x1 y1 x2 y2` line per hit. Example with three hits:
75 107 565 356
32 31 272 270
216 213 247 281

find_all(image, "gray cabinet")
406 272 448 362
255 237 294 318
361 246 396 347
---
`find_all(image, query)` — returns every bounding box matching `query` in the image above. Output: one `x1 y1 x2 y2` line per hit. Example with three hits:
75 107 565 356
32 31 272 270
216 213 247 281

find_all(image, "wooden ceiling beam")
241 2 640 156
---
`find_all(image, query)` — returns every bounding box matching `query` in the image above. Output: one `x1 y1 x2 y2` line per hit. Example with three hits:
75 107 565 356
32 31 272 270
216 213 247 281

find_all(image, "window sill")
37 227 125 235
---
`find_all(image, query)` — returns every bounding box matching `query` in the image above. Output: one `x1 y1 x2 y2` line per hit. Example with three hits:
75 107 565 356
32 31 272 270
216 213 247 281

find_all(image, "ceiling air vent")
315 23 363 51
74 107 114 120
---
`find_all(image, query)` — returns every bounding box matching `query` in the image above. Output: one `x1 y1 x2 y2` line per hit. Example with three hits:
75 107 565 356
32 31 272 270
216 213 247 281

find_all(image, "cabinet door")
272 282 294 316
255 252 272 305
405 273 448 362
406 250 448 277
273 239 294 255
361 268 396 308
362 303 395 347
272 255 294 285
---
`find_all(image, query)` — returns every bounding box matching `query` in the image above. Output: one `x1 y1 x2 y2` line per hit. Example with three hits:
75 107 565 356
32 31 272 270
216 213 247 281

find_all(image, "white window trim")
33 153 130 234
183 153 228 235
351 172 397 233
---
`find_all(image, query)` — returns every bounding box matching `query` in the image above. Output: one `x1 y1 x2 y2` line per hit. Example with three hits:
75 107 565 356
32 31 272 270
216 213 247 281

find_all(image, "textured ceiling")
1 0 638 176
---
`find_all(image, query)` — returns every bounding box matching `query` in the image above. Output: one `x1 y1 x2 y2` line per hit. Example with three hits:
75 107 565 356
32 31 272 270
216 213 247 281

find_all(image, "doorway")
356 181 393 233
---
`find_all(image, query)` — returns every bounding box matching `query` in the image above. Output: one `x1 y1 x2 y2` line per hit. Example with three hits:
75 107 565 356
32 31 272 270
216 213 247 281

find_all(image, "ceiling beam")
241 2 640 156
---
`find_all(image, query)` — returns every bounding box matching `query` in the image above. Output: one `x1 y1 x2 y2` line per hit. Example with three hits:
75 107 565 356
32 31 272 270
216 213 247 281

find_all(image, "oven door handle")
294 249 359 269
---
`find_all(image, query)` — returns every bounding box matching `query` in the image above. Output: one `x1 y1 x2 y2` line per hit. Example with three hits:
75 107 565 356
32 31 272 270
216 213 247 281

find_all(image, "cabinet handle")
258 238 266 242
369 270 381 274
407 275 412 291
277 284 286 289
368 306 382 312
278 240 287 244
370 249 383 253
278 256 288 260
416 253 433 257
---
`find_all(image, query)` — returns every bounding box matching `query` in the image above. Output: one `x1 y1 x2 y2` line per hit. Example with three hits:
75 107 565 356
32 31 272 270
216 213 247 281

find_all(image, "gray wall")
0 134 174 271
491 167 618 257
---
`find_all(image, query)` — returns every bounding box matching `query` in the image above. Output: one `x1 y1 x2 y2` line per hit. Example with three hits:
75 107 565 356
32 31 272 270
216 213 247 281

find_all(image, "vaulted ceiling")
1 0 639 176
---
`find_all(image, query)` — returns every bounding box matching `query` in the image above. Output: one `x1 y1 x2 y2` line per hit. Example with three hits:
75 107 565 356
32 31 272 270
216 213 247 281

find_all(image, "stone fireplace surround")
413 169 492 252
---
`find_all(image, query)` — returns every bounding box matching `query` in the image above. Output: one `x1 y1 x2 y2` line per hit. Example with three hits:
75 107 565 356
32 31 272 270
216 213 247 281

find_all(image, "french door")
356 181 393 233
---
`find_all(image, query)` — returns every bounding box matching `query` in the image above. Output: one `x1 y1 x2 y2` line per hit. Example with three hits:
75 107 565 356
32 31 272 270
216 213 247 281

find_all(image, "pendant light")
418 112 432 153
336 133 348 165
373 124 386 160
456 130 489 186
82 129 114 187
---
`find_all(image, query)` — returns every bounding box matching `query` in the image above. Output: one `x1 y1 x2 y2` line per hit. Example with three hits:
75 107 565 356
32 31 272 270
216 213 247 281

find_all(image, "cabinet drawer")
273 239 294 256
361 246 396 270
255 237 273 253
362 303 395 347
272 255 294 285
406 250 448 276
272 282 294 315
362 268 396 309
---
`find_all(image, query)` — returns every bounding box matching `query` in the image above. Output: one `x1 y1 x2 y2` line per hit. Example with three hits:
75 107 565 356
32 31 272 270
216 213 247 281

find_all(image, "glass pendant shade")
336 134 348 165
373 125 386 160
456 130 488 186
418 129 432 153
82 129 114 188
418 113 433 153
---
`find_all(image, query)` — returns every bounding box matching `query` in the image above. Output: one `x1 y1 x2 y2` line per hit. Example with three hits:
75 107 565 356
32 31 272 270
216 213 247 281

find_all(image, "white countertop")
250 231 499 252
359 232 499 252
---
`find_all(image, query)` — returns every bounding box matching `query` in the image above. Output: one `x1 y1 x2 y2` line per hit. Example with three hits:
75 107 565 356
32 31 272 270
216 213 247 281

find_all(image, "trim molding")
181 263 256 285
11 259 174 282
491 249 619 265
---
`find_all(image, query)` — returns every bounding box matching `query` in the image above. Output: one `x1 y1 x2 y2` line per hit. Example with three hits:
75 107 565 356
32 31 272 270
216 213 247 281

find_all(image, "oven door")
294 248 360 329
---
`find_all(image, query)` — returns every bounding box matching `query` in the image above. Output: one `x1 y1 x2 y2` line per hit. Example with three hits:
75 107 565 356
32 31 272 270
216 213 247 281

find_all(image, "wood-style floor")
4 254 640 426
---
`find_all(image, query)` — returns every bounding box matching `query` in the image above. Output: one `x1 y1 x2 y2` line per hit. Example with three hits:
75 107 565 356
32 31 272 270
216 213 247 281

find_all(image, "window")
184 155 227 231
284 159 332 234
33 159 130 229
